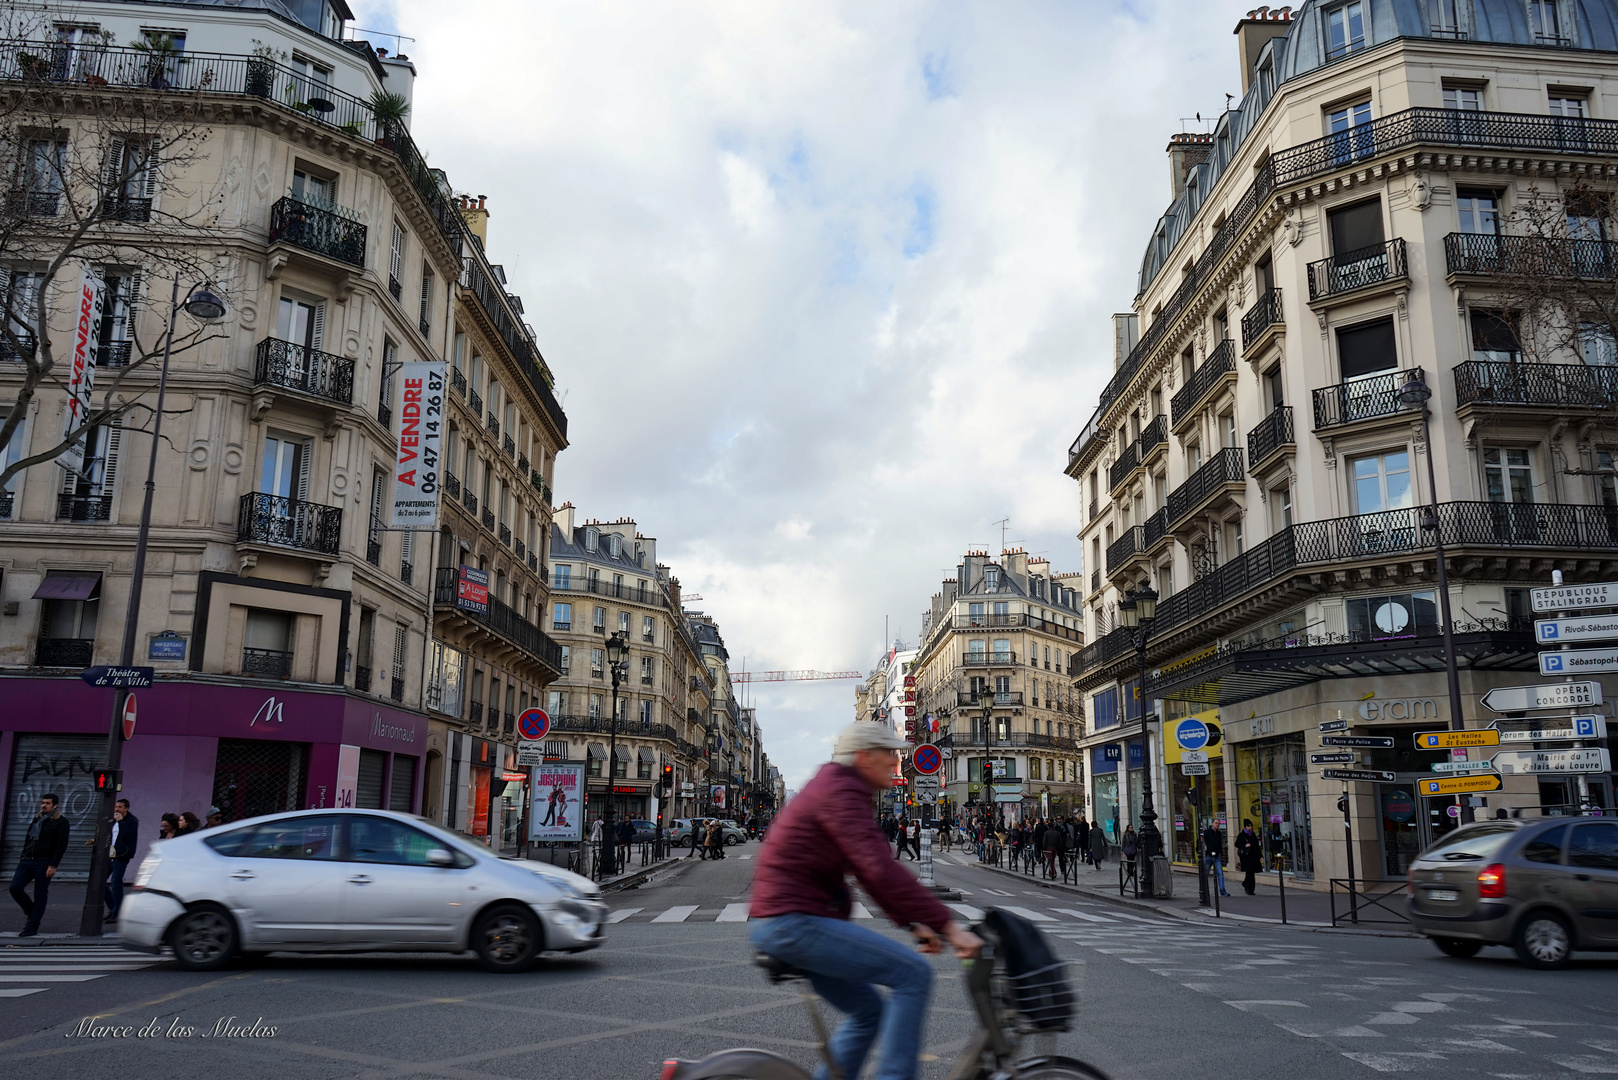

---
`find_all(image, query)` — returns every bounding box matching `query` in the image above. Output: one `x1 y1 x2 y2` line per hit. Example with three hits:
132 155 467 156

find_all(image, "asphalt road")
0 842 1614 1080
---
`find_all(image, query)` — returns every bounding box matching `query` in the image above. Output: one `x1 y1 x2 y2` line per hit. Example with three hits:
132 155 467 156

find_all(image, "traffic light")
981 761 993 785
93 769 122 793
660 764 674 792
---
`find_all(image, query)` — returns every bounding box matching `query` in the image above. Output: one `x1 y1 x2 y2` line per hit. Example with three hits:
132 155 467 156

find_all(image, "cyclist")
750 722 982 1080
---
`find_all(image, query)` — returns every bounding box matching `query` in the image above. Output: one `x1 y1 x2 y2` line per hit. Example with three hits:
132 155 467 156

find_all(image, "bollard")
920 828 935 889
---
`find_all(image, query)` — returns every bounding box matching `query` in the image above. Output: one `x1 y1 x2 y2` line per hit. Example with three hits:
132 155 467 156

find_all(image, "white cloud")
361 0 1241 786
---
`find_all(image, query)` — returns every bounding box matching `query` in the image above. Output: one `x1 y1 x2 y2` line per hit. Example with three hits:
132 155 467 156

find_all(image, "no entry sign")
121 694 137 741
912 744 942 775
516 707 551 741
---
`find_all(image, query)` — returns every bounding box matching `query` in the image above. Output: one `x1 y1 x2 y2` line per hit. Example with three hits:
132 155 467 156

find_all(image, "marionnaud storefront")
0 676 428 880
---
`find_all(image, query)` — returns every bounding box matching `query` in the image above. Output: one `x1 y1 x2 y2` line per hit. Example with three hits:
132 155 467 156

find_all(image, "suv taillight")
660 1062 680 1080
1477 863 1506 898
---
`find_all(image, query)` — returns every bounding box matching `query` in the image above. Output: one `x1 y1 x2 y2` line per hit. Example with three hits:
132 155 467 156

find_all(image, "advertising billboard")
390 359 444 528
529 763 585 842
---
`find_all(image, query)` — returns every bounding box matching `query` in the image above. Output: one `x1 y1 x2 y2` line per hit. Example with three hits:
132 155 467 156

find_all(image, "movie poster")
529 762 585 842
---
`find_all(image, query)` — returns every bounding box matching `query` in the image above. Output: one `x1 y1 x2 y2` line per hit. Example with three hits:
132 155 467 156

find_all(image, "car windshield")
1417 823 1518 862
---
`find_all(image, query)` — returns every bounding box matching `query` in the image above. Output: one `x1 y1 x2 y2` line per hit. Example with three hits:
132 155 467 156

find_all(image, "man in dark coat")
1076 816 1092 864
11 793 69 936
1235 819 1264 895
1201 820 1230 897
105 799 139 921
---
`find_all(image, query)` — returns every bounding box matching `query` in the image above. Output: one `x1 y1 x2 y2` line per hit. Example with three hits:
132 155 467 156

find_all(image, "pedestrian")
158 813 179 840
1236 819 1263 895
896 817 914 861
1076 816 1091 865
908 818 922 860
105 798 138 922
1201 820 1230 897
1042 817 1066 879
1122 825 1138 863
615 817 636 870
705 819 725 860
10 793 69 937
203 806 223 829
178 811 202 835
938 820 952 853
688 817 705 859
1088 823 1106 869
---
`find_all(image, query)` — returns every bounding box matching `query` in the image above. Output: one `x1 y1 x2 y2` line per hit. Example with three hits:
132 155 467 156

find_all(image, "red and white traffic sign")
121 694 137 741
516 707 551 742
912 744 942 774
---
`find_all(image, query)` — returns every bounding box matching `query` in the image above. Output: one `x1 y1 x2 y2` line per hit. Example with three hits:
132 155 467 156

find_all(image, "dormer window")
584 527 599 553
1326 2 1366 61
608 534 622 558
985 566 1001 591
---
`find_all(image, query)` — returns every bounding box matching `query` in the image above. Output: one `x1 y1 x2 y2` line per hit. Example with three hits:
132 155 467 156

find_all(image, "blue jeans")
106 858 130 916
1209 855 1228 895
10 859 52 932
751 913 933 1080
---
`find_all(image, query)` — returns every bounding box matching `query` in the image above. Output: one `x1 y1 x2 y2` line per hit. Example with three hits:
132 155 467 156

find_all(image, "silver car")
118 809 606 973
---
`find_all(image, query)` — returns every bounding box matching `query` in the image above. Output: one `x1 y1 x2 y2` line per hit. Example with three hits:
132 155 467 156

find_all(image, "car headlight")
134 853 161 887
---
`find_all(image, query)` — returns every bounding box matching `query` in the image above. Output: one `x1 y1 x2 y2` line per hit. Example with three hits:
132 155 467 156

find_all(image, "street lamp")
599 629 630 877
978 685 996 822
1119 583 1161 897
80 280 228 937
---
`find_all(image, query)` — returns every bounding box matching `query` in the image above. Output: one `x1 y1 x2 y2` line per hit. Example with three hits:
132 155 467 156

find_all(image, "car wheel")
168 905 238 971
1433 937 1482 959
725 834 740 846
1513 911 1573 970
472 903 543 973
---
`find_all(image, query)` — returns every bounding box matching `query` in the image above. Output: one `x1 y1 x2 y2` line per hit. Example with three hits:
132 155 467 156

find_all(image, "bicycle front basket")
1004 960 1075 1032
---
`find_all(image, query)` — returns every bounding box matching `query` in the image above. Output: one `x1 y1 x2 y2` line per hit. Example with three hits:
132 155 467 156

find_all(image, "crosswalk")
608 899 1178 927
0 947 158 998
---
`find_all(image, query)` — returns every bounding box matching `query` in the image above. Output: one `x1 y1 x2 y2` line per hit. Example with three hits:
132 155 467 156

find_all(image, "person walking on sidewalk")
1041 817 1066 879
1076 816 1091 865
10 793 69 936
688 818 705 859
1201 820 1229 897
1088 823 1107 869
105 799 138 922
1235 819 1263 895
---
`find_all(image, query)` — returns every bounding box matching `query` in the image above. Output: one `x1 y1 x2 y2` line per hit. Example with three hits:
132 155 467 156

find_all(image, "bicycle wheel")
1009 1054 1112 1080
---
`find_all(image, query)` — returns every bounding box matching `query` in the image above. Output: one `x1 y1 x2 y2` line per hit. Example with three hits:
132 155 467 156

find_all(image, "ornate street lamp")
1120 583 1161 896
978 684 997 819
599 629 630 877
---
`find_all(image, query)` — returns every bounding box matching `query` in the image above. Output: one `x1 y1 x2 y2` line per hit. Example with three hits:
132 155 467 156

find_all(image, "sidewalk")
0 881 120 945
971 856 1418 937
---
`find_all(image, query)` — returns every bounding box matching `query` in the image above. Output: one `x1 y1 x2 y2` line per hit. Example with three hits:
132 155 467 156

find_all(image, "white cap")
832 721 908 763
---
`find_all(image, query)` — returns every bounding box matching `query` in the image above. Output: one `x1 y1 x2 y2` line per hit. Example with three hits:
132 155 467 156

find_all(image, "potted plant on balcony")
245 41 283 97
369 90 410 147
15 49 49 79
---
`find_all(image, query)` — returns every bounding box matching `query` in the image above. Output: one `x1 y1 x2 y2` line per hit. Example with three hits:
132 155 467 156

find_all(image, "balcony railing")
1444 231 1618 280
254 337 355 405
391 675 405 702
1106 526 1144 574
388 276 403 301
237 493 342 555
444 471 461 499
529 552 540 573
503 434 515 459
1166 447 1244 527
1143 506 1169 550
366 537 381 565
433 566 565 672
945 731 1077 751
962 652 1018 667
1242 287 1283 349
1108 417 1165 493
355 665 371 692
517 452 529 473
98 341 133 368
481 508 496 532
549 576 669 608
400 561 413 586
459 255 569 441
1108 442 1140 494
35 638 92 667
1455 360 1618 409
1171 338 1234 426
0 333 36 363
1247 405 1294 469
99 196 151 223
1313 368 1416 430
377 402 391 428
242 647 292 679
956 692 1024 707
515 538 526 560
451 367 466 397
56 494 112 521
487 413 500 436
1308 238 1407 301
268 195 367 268
498 523 512 546
462 489 478 516
0 491 11 519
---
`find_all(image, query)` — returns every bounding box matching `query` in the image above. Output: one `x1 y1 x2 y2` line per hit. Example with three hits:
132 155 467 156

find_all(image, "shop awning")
638 746 656 763
587 742 607 759
33 571 101 601
613 744 632 762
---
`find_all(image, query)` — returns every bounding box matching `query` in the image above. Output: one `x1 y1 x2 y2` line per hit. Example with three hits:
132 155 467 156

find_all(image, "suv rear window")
1418 823 1518 862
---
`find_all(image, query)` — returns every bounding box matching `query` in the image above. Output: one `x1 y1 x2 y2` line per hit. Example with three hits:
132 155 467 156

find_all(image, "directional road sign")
1430 759 1493 774
1495 715 1608 742
516 708 551 741
1310 751 1360 765
1180 763 1210 776
1319 718 1349 733
1414 729 1500 750
1321 735 1396 748
1532 581 1618 612
1321 768 1398 783
1420 774 1502 796
912 745 943 775
79 665 153 689
1536 614 1618 645
1492 748 1612 775
1540 646 1618 676
1481 682 1602 713
1181 750 1210 763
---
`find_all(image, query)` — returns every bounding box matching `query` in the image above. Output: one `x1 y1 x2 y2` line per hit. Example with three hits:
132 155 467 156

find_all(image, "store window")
1346 590 1438 641
1234 734 1312 877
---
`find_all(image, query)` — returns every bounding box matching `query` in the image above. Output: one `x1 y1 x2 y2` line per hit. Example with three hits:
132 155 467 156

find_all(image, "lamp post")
598 629 630 877
978 685 996 824
1119 583 1161 898
79 280 226 938
1397 369 1469 821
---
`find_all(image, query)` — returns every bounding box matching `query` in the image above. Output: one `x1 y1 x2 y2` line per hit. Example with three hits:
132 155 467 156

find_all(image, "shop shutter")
212 738 307 824
3 734 108 881
356 748 386 810
389 755 416 812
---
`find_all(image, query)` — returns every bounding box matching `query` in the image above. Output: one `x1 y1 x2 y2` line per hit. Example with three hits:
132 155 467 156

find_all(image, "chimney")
1233 6 1294 94
554 501 576 542
461 194 490 246
1003 548 1029 580
1167 132 1214 201
1112 313 1139 369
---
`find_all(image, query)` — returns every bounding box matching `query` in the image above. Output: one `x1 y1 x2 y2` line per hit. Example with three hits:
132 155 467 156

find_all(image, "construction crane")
731 670 864 684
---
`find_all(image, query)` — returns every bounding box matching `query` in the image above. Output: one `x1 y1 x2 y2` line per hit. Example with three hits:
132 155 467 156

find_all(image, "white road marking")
947 903 985 921
0 988 47 997
980 888 1014 896
1052 908 1116 923
734 854 754 860
0 974 108 982
1225 1000 1308 1011
0 965 151 972
716 904 750 923
850 903 874 920
652 905 699 923
1001 906 1054 922
605 909 642 923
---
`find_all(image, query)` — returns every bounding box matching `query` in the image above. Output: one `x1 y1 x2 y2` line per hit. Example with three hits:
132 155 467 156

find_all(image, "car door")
340 815 470 945
1566 821 1618 947
210 815 343 946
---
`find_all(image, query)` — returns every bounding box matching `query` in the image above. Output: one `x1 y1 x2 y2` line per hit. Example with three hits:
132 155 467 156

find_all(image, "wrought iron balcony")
98 341 133 368
482 507 496 532
1308 238 1408 302
1106 526 1144 575
419 316 430 338
377 401 391 428
517 452 528 473
1108 442 1140 495
515 538 527 560
956 692 1024 707
961 652 1018 667
487 412 500 436
528 552 540 573
469 388 482 416
1242 287 1283 350
254 337 355 405
1108 415 1168 494
0 333 36 362
400 561 413 586
1455 360 1618 410
99 196 151 223
504 434 515 459
1167 447 1244 528
1247 405 1294 470
432 565 565 672
9 189 60 216
0 491 11 519
462 489 478 515
451 367 466 397
355 665 371 692
236 493 342 556
1444 231 1618 280
469 701 483 724
36 637 92 667
388 276 403 301
268 196 366 268
56 494 112 521
1143 506 1170 551
498 523 512 546
242 647 292 679
1313 368 1416 430
444 471 461 499
366 537 381 566
391 675 405 702
1171 338 1234 427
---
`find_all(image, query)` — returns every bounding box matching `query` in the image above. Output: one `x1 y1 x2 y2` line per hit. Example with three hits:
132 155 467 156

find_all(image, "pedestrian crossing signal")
93 769 122 793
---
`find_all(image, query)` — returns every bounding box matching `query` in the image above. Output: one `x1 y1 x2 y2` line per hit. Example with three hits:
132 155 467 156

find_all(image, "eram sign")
391 359 444 528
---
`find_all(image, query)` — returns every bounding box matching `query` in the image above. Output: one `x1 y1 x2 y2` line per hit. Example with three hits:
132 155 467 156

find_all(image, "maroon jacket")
750 762 955 933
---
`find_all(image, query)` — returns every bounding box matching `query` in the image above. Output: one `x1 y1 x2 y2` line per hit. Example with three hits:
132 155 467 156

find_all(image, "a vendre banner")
62 263 105 475
390 358 444 528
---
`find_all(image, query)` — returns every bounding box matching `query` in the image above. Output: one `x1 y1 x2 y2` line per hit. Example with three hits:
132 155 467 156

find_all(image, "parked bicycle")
658 909 1109 1080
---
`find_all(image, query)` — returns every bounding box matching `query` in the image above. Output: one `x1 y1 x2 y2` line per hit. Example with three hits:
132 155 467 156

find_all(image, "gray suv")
1407 817 1618 969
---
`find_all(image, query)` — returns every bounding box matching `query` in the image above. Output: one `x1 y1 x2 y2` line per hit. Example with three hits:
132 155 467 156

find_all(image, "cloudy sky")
355 0 1242 787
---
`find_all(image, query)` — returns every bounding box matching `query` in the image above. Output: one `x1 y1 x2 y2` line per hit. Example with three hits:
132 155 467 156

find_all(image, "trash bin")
1151 855 1173 898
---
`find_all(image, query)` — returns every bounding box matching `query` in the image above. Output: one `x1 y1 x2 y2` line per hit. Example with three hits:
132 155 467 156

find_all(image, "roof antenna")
990 517 1010 550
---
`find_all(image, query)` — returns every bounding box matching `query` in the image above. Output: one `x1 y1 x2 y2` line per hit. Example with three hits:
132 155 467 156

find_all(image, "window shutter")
392 624 407 679
294 440 311 504
369 470 384 533
390 223 403 281
401 529 413 563
419 272 431 323
103 136 126 200
99 420 122 496
310 301 325 352
139 142 159 205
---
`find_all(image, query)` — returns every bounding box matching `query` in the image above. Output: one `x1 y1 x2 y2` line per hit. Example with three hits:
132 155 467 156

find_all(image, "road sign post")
1419 774 1502 797
1480 682 1602 712
1320 736 1396 749
1491 748 1612 775
1532 580 1618 611
1414 730 1500 750
121 695 137 741
1321 768 1397 783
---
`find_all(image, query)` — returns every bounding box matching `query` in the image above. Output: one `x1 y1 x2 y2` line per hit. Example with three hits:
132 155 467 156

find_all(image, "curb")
0 934 128 947
600 855 684 893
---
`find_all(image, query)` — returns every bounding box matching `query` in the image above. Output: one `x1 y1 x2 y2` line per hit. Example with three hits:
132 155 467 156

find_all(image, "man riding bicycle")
750 722 982 1080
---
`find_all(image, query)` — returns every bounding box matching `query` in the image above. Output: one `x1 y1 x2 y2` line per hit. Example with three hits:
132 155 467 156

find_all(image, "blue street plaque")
1175 717 1210 751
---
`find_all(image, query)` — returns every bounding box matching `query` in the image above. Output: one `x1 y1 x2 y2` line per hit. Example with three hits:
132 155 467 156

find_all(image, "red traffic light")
93 769 122 793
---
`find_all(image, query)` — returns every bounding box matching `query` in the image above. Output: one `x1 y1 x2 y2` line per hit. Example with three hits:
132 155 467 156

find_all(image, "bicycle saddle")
754 952 809 983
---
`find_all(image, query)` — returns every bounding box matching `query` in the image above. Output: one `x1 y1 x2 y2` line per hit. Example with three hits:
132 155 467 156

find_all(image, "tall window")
103 138 156 217
389 222 405 297
1470 310 1519 363
984 566 1000 590
1484 448 1534 504
1549 93 1588 118
1442 86 1482 111
259 431 310 502
1337 317 1398 381
1431 0 1463 36
552 602 571 631
1529 0 1565 44
1350 450 1412 514
1456 189 1500 234
1327 100 1373 165
23 138 65 215
1326 3 1366 59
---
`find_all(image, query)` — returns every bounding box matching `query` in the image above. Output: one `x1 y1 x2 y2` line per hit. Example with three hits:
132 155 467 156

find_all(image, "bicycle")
658 911 1110 1080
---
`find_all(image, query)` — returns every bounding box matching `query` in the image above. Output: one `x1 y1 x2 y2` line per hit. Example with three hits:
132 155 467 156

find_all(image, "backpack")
983 907 1075 1031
